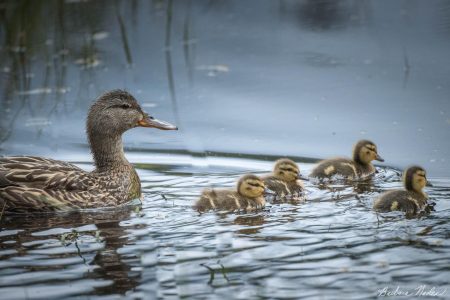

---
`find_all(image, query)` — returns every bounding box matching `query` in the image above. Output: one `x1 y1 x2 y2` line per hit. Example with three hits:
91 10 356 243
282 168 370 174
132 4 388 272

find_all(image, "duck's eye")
121 104 132 109
247 182 260 187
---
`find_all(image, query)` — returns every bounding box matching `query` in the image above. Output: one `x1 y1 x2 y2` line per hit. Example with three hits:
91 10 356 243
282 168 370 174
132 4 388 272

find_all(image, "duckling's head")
87 90 177 139
273 158 300 182
353 140 384 165
237 174 265 198
404 166 429 192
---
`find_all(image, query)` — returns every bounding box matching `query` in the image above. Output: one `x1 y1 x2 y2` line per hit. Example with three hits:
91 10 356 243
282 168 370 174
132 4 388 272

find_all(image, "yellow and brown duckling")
262 158 306 199
373 166 432 215
0 90 177 213
310 139 384 180
194 174 266 212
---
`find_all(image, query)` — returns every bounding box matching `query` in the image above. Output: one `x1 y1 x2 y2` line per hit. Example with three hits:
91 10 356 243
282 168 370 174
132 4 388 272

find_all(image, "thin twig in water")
200 263 215 285
74 240 87 264
219 263 230 282
0 201 6 222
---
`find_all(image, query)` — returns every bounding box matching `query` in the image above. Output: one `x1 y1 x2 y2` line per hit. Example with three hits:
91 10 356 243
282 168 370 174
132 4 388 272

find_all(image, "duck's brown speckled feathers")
373 166 430 215
0 90 176 213
194 174 265 212
0 156 140 212
263 176 304 196
262 158 304 198
310 140 383 179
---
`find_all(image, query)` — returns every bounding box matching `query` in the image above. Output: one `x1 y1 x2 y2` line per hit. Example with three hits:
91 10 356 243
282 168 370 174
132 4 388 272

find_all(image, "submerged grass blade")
115 0 133 65
164 0 180 126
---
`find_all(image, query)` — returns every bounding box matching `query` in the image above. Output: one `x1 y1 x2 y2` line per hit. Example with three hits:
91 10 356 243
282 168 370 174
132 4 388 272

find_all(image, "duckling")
310 139 384 180
262 158 305 198
194 174 265 212
373 166 431 215
0 90 177 213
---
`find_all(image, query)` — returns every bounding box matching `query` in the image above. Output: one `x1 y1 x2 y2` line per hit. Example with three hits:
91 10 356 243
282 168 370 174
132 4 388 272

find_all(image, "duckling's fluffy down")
373 190 427 214
194 189 265 212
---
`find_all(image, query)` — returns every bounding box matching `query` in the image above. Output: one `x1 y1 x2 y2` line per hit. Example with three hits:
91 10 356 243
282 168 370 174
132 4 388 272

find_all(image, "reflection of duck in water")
310 140 384 180
234 215 266 235
0 90 177 213
195 174 265 212
262 159 306 199
373 166 432 215
0 209 140 295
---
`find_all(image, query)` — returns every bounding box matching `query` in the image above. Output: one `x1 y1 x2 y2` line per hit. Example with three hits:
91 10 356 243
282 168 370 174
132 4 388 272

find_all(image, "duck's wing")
262 175 290 195
0 156 132 212
0 156 90 190
310 158 356 178
373 190 418 214
0 185 120 212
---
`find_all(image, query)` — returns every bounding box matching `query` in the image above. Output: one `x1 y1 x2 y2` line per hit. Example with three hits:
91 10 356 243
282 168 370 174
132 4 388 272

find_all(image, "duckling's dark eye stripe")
248 182 263 187
280 167 298 172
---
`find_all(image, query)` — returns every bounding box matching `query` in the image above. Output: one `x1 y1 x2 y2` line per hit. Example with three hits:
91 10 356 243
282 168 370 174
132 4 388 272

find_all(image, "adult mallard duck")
262 158 306 199
194 174 265 212
0 90 177 213
310 140 384 180
373 166 432 215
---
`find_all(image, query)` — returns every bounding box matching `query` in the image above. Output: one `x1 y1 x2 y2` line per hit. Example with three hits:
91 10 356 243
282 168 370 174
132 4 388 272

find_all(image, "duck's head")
404 166 431 192
273 158 304 182
237 174 265 198
87 90 177 139
353 140 384 165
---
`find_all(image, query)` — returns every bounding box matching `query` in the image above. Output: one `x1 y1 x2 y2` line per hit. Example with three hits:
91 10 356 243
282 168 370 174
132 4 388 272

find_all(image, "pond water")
0 0 449 299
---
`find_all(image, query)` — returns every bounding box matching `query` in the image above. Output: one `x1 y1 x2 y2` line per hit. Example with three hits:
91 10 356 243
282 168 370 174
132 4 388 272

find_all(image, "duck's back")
194 189 264 212
263 175 303 196
0 156 136 212
310 158 358 179
373 190 427 214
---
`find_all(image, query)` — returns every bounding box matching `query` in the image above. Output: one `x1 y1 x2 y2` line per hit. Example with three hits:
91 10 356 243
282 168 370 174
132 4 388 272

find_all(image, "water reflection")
0 155 449 298
0 208 141 297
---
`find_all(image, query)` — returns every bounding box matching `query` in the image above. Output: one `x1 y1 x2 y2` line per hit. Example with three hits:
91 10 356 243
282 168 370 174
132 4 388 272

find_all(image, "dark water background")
0 0 449 299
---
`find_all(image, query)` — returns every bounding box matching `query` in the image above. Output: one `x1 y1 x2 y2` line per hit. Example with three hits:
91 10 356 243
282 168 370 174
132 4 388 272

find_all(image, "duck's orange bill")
137 113 178 130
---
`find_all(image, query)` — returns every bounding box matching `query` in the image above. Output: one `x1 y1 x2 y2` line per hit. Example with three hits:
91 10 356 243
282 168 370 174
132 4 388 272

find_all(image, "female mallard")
310 140 384 180
373 166 431 215
194 174 265 212
262 158 305 198
0 90 177 212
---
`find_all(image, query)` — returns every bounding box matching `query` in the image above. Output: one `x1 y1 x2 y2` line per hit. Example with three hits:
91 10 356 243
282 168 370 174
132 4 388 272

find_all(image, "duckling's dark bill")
298 174 309 181
376 154 384 162
137 115 178 130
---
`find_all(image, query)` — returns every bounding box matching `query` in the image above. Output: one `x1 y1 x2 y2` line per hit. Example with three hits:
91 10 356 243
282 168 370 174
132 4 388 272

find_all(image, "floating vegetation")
196 64 230 76
92 31 110 41
24 117 52 127
200 261 231 285
75 56 101 68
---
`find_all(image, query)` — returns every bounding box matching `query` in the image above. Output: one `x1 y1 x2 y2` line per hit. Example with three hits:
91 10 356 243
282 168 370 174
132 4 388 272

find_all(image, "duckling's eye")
366 151 370 155
121 104 132 109
247 182 262 188
280 167 297 173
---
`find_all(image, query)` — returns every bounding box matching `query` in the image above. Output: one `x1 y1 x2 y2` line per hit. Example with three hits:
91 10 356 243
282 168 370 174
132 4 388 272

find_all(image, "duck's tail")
193 190 216 212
